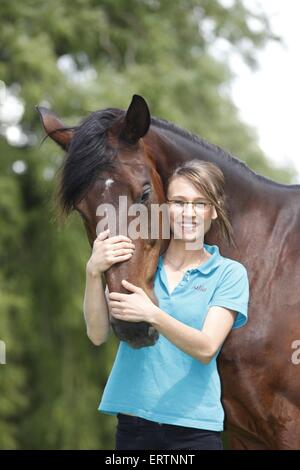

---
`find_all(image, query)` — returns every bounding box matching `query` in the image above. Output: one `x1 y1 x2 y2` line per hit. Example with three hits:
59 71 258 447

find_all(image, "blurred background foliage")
0 0 295 449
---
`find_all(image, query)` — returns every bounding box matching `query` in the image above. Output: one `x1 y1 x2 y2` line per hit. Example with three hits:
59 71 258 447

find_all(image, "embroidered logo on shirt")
193 284 207 292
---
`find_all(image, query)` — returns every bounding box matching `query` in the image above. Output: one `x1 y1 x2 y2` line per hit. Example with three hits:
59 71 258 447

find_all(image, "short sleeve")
208 261 249 329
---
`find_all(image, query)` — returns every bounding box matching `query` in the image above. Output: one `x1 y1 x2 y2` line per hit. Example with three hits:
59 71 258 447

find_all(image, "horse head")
37 95 168 348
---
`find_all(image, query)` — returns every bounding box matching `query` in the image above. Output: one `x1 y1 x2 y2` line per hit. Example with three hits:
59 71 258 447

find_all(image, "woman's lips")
180 224 198 229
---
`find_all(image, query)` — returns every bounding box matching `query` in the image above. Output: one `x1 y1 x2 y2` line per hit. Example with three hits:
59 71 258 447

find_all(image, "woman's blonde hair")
167 160 235 247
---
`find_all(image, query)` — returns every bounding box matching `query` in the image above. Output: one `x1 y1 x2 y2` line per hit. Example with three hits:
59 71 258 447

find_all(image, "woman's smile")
181 223 198 230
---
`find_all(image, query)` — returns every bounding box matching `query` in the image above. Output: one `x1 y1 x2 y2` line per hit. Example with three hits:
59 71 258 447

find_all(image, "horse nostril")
127 327 159 349
111 320 159 348
148 326 159 341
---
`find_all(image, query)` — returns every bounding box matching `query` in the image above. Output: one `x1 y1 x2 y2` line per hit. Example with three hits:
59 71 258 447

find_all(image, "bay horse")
37 95 300 449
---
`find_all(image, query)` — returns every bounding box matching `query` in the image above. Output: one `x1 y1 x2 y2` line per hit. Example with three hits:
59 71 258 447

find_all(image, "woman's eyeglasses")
166 199 213 211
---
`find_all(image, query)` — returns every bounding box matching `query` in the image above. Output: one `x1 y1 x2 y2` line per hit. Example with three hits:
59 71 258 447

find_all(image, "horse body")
38 95 300 449
218 189 300 449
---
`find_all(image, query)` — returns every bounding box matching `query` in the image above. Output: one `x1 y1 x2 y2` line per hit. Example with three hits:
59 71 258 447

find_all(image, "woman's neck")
163 238 211 270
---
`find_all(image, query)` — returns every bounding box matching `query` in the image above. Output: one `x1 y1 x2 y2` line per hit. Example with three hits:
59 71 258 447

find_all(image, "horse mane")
57 107 297 216
151 116 298 190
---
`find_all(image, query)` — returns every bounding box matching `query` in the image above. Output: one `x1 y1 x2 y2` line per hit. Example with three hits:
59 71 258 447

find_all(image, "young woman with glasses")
84 160 249 450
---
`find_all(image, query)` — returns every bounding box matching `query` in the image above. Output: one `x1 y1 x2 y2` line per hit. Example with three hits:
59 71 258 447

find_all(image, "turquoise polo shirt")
98 243 249 431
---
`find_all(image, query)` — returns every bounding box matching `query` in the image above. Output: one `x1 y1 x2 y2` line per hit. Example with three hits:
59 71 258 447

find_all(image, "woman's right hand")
86 229 135 276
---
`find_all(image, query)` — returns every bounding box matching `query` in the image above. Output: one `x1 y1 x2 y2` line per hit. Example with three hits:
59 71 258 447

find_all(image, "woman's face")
167 176 217 244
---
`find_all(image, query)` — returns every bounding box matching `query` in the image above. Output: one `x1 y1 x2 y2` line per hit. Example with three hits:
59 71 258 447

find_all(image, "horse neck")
145 125 261 208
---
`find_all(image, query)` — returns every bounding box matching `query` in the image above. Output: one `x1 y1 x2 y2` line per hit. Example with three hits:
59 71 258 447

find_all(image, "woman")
84 160 249 450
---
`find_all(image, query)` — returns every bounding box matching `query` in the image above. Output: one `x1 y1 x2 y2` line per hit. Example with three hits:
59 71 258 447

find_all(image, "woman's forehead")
167 176 206 198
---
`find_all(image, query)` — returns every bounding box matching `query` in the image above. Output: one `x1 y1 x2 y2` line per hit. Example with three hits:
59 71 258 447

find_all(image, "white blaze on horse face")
100 178 115 197
104 178 114 190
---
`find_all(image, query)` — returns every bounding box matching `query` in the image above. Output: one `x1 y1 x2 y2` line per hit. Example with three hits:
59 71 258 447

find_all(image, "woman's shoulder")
218 254 248 278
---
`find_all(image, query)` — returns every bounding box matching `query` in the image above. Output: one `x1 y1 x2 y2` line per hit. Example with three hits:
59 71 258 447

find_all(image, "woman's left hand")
108 280 158 323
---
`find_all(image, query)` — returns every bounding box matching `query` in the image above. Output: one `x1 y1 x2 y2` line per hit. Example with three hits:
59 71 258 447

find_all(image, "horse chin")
111 320 159 349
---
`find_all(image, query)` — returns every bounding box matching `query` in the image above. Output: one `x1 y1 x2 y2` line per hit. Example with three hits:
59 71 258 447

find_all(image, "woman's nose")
183 203 196 215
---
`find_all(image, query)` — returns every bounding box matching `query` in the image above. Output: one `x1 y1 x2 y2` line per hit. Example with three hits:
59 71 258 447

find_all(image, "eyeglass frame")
166 199 213 211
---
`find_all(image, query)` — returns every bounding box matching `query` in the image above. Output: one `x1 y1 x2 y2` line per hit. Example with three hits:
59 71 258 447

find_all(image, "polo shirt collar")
157 243 223 274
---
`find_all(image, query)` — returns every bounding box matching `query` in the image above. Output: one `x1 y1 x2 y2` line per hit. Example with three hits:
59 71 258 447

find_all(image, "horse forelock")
58 108 125 215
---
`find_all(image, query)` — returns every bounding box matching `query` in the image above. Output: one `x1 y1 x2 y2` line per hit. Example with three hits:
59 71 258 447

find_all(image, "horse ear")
36 106 74 149
121 94 151 144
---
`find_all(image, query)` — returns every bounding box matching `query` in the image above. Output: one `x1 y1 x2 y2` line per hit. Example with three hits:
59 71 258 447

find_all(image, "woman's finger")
97 229 110 241
109 243 135 252
109 292 126 301
121 279 140 293
109 300 125 309
108 235 134 244
111 248 134 256
111 308 123 317
109 253 133 264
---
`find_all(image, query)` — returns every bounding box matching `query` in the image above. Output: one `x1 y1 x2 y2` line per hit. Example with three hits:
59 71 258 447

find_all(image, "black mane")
151 116 298 189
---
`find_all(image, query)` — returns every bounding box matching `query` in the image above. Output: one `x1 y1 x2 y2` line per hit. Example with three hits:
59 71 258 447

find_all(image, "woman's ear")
211 199 222 220
211 206 218 220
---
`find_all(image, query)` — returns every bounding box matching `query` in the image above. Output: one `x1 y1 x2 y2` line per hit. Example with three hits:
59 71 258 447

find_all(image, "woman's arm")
83 267 111 345
109 280 237 363
83 231 135 345
150 305 237 364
